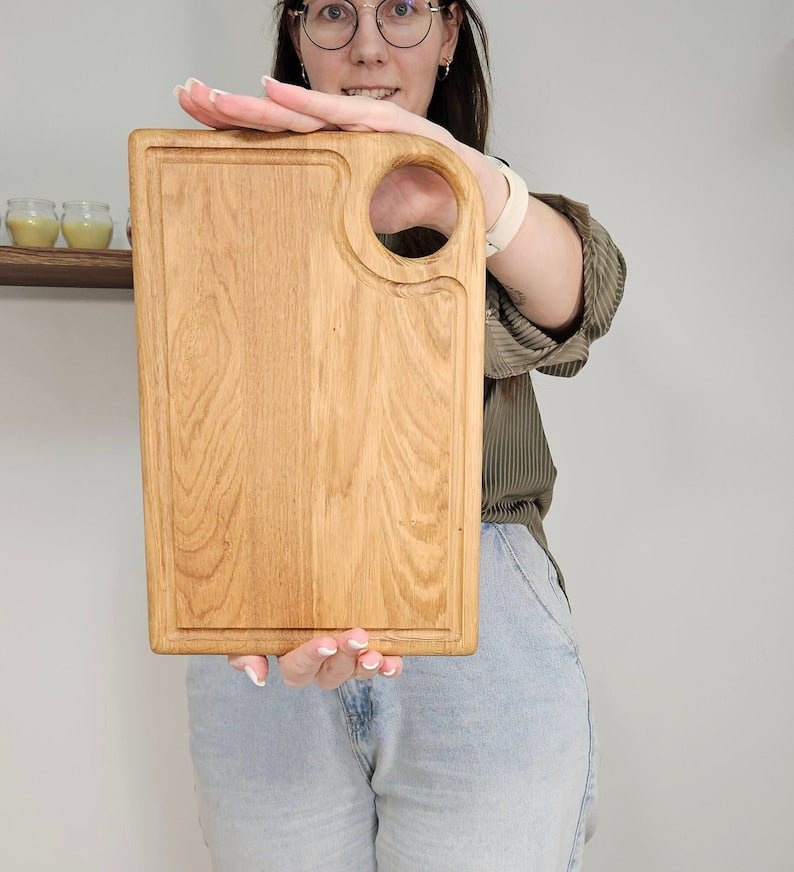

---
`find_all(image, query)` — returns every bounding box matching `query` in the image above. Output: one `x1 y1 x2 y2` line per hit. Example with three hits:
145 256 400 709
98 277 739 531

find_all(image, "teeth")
344 88 395 99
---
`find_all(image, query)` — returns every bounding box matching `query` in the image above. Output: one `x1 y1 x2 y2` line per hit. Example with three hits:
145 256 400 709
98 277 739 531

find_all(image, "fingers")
175 77 332 134
214 85 334 134
261 76 429 136
275 630 404 690
261 77 384 132
174 75 455 143
276 634 348 689
378 655 403 680
227 634 402 690
278 629 367 690
175 80 239 130
228 654 269 686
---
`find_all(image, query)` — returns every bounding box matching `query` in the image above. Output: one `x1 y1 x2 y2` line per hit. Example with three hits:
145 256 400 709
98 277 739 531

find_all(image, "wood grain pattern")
129 129 484 655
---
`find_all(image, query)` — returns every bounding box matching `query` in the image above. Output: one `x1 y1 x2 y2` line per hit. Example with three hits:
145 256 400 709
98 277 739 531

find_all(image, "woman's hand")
177 75 458 139
175 76 494 236
228 629 403 691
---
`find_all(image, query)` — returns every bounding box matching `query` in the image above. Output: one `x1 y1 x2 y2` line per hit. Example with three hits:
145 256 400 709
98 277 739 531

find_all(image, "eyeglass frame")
294 0 444 51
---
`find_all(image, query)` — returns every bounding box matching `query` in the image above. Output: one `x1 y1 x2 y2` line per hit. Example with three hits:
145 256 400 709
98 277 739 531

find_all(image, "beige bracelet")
485 158 529 258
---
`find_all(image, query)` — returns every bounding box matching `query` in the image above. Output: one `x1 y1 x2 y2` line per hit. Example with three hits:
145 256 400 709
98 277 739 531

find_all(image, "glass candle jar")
61 201 113 249
5 198 60 247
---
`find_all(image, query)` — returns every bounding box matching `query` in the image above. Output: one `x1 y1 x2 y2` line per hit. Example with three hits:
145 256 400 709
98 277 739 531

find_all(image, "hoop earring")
300 63 310 86
437 56 452 82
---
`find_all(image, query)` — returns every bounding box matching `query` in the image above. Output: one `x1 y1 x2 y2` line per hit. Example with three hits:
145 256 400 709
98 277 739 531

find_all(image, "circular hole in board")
369 164 458 258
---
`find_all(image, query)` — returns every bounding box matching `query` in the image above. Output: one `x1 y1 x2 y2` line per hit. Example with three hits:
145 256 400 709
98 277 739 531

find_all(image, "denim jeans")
187 523 598 871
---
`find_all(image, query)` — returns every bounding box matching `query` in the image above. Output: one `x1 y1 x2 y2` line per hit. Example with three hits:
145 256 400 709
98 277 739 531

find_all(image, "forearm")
458 144 584 335
487 197 584 335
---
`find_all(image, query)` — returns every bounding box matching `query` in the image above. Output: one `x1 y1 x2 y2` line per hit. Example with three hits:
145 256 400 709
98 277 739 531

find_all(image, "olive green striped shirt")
482 193 626 575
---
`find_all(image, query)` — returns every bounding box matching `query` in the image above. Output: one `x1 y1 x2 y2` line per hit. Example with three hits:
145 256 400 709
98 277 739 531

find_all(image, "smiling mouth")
343 88 396 99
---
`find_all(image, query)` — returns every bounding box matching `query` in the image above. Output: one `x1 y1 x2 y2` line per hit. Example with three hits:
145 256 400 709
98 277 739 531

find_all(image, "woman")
177 2 626 869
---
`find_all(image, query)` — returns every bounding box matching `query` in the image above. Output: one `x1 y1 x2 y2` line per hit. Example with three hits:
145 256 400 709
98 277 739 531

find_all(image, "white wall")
1 1 792 870
487 1 794 870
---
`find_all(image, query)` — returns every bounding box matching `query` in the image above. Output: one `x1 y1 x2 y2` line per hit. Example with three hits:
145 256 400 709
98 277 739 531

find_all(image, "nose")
349 4 389 64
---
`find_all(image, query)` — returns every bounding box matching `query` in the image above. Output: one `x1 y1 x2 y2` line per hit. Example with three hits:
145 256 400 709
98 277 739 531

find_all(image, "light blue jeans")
187 523 598 871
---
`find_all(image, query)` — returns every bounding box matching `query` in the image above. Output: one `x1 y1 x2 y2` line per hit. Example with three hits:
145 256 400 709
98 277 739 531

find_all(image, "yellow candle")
6 215 60 247
62 219 113 249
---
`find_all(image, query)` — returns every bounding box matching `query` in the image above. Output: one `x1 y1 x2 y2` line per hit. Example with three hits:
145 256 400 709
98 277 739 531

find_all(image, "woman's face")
289 1 462 118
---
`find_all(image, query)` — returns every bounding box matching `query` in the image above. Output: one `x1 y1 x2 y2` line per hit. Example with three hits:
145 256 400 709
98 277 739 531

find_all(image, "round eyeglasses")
295 0 442 51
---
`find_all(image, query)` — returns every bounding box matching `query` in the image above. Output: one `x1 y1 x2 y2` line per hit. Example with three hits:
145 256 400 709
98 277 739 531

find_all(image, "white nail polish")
208 89 229 103
173 84 186 98
361 661 380 671
382 668 397 677
244 665 266 687
184 77 204 94
348 639 369 651
317 646 338 657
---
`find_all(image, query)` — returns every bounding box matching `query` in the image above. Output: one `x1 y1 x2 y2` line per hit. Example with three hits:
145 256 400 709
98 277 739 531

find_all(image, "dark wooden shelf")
0 245 133 289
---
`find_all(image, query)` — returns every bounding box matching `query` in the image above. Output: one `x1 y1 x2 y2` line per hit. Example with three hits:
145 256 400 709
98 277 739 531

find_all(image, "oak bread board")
129 128 485 655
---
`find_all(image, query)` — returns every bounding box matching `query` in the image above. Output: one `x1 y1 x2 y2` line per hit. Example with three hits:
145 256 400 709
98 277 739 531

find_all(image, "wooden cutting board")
128 128 484 655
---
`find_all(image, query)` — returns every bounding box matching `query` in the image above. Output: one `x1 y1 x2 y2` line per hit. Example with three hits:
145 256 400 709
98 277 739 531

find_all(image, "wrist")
484 157 530 258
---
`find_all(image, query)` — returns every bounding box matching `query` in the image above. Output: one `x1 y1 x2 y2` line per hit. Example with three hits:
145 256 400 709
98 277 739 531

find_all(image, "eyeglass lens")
301 0 437 50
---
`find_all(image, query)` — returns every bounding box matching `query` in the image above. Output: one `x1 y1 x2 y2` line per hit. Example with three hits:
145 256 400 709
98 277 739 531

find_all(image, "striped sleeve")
482 194 626 379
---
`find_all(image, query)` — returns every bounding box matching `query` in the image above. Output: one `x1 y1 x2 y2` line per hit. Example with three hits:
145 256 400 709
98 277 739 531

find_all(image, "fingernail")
184 77 204 94
260 75 278 95
173 84 186 97
317 646 338 657
361 661 381 671
347 639 369 651
382 668 397 677
208 88 229 103
244 665 266 687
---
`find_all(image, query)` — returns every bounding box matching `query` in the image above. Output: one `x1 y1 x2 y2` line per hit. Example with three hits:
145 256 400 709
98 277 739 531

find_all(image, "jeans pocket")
494 524 578 650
